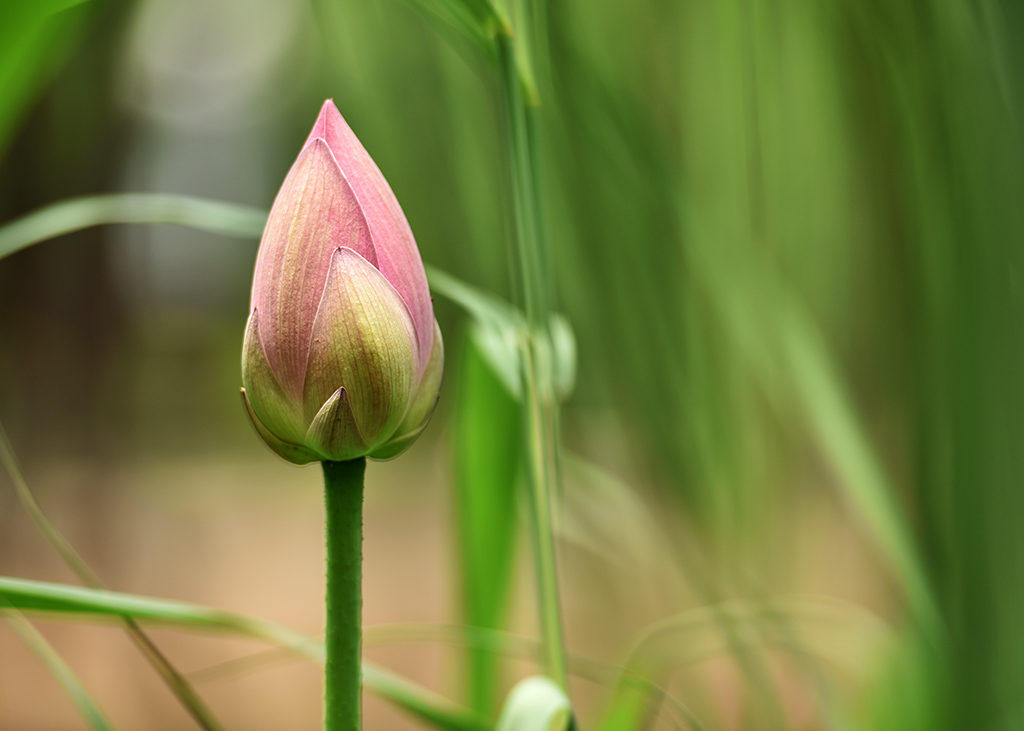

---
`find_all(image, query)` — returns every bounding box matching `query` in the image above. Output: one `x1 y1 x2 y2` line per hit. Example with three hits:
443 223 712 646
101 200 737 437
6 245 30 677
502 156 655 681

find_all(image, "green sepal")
241 388 319 465
306 387 370 462
370 319 444 460
241 308 307 445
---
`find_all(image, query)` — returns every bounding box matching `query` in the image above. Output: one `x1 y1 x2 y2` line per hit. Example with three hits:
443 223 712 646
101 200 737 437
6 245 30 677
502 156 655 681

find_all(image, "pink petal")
306 100 434 374
251 137 376 398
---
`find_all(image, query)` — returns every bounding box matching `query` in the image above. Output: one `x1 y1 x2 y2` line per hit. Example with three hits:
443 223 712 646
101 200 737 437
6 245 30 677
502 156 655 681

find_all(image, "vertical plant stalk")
498 32 547 328
520 342 569 691
323 458 367 731
497 29 570 692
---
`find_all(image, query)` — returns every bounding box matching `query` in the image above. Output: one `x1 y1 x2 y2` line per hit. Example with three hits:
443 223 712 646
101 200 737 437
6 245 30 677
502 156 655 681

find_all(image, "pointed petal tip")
305 386 370 462
299 135 340 167
320 98 339 116
308 99 344 147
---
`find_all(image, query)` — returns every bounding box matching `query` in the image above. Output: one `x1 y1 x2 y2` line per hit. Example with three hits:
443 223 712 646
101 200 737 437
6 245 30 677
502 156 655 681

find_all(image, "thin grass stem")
0 420 225 731
495 20 569 695
519 341 569 691
497 32 547 328
1 605 116 731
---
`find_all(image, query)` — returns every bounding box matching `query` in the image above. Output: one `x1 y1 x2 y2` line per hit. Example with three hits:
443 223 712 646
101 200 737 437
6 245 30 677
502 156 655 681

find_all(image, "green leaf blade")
454 335 524 717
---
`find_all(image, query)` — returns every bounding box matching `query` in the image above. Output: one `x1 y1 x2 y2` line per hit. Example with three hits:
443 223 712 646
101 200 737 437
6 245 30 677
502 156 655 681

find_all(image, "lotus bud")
241 100 444 464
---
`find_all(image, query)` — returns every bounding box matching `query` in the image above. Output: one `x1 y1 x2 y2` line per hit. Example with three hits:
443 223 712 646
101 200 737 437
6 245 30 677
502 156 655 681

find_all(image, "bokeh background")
2 0 1024 729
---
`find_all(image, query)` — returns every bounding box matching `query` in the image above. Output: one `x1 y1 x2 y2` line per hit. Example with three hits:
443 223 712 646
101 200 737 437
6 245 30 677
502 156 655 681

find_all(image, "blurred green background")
2 0 1024 729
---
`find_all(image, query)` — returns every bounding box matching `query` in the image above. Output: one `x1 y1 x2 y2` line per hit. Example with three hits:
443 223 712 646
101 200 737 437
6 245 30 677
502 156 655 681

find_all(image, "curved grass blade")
0 603 115 731
0 193 267 261
495 676 573 731
776 303 941 644
0 192 580 401
362 622 700 730
0 575 318 648
595 596 888 731
362 664 490 731
0 576 487 731
428 265 577 403
0 421 225 731
427 264 524 396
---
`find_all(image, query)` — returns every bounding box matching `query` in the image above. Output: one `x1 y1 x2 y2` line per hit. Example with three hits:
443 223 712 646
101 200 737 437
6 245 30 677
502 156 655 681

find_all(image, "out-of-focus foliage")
0 0 90 157
2 0 1024 728
453 336 522 718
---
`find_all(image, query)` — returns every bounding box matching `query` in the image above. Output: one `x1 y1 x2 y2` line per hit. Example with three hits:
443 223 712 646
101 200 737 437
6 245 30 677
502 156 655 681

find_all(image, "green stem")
521 344 569 690
497 25 570 695
498 32 547 328
323 458 366 731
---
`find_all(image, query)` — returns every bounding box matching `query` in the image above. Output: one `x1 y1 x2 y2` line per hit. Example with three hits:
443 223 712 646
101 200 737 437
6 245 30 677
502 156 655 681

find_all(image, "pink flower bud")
241 100 444 464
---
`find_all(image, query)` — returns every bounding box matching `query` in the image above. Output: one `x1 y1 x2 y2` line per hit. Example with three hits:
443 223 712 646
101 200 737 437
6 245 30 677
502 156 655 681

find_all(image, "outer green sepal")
370 320 444 460
241 388 319 465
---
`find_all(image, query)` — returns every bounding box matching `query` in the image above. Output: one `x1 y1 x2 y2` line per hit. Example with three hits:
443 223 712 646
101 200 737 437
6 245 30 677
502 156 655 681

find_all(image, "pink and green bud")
241 100 443 464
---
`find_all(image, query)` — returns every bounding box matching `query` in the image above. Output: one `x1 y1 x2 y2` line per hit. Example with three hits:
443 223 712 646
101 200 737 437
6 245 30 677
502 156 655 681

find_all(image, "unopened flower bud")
241 100 443 464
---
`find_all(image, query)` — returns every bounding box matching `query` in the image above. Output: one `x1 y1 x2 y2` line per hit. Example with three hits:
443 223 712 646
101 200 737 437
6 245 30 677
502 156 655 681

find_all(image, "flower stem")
323 458 366 731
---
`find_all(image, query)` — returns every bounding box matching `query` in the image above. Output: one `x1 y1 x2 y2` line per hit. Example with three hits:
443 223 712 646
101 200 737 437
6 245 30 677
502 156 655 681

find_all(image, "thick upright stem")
323 458 366 731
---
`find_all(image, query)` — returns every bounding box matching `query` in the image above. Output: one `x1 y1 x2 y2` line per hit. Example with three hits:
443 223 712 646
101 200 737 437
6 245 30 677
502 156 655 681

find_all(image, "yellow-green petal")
241 389 319 465
302 247 418 448
241 308 307 445
370 319 444 460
